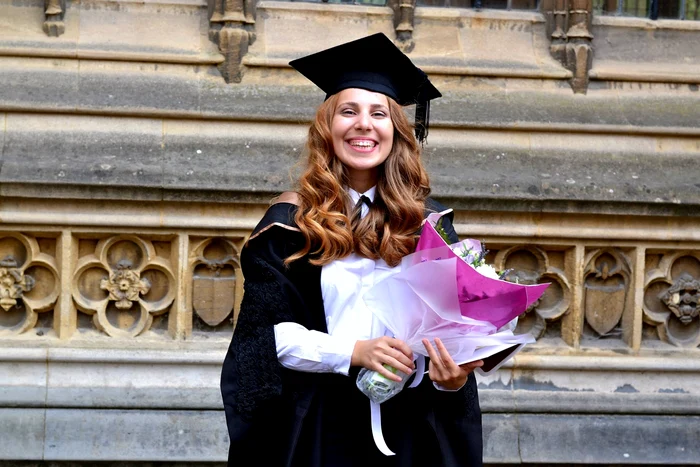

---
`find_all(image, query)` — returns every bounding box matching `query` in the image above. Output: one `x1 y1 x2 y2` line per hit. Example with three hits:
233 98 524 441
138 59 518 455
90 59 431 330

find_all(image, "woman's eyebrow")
370 103 389 111
337 101 389 110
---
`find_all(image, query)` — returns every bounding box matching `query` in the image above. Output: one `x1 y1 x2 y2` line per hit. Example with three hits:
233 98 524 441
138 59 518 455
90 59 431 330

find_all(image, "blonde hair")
287 92 430 267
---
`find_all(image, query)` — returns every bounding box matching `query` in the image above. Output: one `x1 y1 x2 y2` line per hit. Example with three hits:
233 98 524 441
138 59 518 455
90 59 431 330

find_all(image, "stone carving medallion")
0 233 59 335
191 238 240 327
583 249 631 337
644 251 700 347
100 260 151 310
73 236 175 338
494 246 570 340
0 257 35 312
661 274 699 325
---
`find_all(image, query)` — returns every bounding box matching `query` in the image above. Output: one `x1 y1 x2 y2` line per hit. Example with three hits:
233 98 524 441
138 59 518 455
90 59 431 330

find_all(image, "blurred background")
0 0 699 465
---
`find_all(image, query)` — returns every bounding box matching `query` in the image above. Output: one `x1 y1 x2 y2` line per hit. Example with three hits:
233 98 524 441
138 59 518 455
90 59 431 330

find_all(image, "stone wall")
1 0 699 464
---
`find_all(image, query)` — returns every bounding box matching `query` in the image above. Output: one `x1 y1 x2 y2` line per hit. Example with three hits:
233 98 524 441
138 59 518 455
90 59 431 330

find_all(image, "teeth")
350 141 375 148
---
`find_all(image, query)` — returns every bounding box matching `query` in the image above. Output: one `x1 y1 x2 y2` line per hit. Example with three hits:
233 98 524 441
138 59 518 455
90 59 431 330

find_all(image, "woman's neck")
347 172 377 194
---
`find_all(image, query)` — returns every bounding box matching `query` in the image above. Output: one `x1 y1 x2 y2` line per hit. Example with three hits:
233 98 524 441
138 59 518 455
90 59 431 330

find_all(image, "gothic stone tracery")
0 233 59 336
644 252 700 348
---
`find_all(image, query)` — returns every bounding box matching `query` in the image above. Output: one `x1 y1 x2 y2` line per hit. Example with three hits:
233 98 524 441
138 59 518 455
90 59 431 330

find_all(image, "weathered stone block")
517 414 700 464
76 61 203 115
0 350 48 407
0 408 46 460
1 114 163 188
162 120 306 193
43 409 228 461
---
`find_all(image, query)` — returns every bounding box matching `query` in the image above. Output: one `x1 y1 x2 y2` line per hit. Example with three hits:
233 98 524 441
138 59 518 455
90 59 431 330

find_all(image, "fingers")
422 338 440 364
422 338 458 370
459 360 484 372
386 337 414 362
423 338 470 390
373 362 403 382
353 337 416 380
433 338 457 368
378 337 413 375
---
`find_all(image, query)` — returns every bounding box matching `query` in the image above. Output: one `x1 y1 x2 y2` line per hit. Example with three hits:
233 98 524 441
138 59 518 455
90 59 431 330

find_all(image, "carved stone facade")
644 251 700 347
1 0 699 464
542 0 594 92
43 0 66 37
0 233 59 336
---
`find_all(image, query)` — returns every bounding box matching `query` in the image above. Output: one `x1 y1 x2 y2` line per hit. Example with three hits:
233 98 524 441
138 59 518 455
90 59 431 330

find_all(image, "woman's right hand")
351 337 415 382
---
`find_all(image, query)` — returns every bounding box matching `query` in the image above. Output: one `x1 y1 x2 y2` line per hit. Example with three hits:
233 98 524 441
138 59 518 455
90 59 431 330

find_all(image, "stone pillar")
389 0 417 53
542 0 593 93
43 0 66 37
209 0 257 83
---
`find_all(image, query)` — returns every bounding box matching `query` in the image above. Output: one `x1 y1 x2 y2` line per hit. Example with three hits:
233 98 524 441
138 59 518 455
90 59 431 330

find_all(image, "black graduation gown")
220 199 483 467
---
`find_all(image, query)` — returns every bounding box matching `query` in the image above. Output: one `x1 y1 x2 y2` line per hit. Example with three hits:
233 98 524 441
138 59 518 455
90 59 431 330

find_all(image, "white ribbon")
370 401 394 456
408 355 425 388
369 355 426 456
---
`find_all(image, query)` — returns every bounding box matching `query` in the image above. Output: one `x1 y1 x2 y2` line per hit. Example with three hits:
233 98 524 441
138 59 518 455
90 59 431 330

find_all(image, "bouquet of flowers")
357 211 549 405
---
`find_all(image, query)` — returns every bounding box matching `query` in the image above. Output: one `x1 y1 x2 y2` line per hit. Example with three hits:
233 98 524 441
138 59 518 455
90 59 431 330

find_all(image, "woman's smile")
346 138 378 152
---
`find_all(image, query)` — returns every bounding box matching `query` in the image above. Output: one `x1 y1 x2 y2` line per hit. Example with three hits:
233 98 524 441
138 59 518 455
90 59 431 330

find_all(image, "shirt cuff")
433 381 465 392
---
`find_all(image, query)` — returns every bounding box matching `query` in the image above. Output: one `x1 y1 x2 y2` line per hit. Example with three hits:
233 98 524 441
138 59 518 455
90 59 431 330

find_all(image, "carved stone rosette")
72 236 175 338
583 248 632 339
0 233 59 336
190 238 241 328
644 251 700 348
494 246 570 340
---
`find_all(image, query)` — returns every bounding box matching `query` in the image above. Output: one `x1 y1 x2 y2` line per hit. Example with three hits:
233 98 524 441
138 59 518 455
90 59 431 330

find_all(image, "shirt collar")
347 186 376 205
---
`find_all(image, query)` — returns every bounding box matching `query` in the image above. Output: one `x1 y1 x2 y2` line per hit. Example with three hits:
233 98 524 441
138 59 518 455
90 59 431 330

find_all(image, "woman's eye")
341 109 355 115
372 112 387 118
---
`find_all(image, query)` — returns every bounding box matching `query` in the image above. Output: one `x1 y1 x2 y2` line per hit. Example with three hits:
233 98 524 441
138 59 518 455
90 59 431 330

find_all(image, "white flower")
476 264 500 280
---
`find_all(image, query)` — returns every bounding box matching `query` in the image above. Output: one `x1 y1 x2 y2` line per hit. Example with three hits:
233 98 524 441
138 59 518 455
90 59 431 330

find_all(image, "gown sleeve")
220 203 307 423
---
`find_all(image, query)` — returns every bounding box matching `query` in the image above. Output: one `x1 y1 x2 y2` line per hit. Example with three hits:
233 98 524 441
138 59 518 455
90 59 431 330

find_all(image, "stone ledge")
591 16 700 84
590 61 700 84
2 348 698 413
0 0 220 66
1 113 699 214
247 3 570 80
1 57 699 134
1 348 699 463
1 409 698 463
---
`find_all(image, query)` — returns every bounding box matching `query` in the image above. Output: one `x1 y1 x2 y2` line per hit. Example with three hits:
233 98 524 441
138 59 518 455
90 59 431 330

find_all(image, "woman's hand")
352 336 415 382
422 338 483 390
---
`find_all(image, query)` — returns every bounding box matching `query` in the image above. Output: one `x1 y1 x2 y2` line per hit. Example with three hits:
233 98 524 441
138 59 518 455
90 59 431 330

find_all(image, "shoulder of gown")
246 202 301 245
424 197 459 244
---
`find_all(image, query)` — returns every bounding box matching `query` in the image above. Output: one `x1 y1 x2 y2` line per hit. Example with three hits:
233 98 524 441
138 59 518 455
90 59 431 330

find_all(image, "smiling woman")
220 33 484 467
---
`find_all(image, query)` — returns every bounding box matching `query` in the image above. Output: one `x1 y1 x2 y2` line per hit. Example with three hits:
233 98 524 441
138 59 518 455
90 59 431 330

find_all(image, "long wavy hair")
287 92 431 267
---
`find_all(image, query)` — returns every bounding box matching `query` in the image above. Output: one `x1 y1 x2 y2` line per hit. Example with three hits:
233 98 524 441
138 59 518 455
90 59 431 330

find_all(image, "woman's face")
331 88 394 190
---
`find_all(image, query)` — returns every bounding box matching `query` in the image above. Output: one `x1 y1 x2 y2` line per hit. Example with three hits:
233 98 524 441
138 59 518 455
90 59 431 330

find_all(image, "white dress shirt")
274 186 387 375
273 188 464 391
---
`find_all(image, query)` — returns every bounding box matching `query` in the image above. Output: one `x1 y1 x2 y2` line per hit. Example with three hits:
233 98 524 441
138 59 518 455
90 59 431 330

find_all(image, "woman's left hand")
422 338 483 391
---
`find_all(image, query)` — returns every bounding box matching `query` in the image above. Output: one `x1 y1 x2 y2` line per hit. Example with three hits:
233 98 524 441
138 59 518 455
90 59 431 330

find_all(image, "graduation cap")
289 33 441 144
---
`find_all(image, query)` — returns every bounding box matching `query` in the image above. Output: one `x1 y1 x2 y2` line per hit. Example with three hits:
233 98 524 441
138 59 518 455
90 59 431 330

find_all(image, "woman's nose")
354 111 372 131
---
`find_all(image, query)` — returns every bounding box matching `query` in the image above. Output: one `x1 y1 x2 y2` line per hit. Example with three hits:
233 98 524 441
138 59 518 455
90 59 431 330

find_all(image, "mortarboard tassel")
414 99 430 146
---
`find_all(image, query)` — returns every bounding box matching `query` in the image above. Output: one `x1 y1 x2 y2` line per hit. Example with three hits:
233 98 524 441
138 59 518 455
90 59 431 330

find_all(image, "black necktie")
351 195 372 227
